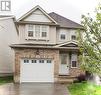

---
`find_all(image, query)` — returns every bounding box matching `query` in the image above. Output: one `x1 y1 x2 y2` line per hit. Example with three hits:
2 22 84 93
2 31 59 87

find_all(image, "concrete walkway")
0 83 69 95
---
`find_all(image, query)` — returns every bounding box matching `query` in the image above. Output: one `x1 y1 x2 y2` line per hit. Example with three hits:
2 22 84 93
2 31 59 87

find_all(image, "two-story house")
10 5 84 83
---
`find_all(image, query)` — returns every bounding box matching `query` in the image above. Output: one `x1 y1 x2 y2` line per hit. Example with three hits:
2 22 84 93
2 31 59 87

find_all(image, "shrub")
77 74 87 82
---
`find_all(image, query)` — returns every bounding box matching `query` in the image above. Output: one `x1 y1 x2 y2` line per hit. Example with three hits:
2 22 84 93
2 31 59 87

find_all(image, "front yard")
0 76 13 85
0 76 101 95
68 82 101 95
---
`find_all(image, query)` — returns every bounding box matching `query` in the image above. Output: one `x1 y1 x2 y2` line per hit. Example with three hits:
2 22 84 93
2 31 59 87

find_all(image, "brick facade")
69 68 85 76
13 48 84 83
14 48 59 83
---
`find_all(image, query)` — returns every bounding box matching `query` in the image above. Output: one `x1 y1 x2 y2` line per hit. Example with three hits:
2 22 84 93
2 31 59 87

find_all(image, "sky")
4 0 100 23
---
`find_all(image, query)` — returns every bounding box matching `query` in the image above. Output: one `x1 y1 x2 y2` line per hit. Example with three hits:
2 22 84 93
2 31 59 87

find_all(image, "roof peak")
17 5 57 24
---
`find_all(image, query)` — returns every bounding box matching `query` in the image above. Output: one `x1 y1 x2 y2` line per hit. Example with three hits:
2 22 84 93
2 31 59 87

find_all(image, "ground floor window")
47 60 52 63
24 59 29 63
71 61 77 67
71 54 77 68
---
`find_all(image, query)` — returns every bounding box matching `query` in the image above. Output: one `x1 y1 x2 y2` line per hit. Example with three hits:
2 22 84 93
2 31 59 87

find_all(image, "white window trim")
70 30 76 41
59 33 66 41
71 54 78 68
71 35 76 40
25 24 49 40
71 61 78 68
34 25 40 39
25 25 34 40
40 25 49 40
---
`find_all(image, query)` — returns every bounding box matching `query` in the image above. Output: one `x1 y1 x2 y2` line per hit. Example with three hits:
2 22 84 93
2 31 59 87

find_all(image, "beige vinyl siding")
24 9 52 23
19 25 56 45
56 28 77 44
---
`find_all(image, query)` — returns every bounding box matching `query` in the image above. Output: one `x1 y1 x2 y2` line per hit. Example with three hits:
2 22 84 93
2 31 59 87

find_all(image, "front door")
59 54 69 75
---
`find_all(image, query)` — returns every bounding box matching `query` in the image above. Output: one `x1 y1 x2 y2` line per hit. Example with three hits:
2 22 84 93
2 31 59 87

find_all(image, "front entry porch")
59 51 78 76
58 51 82 83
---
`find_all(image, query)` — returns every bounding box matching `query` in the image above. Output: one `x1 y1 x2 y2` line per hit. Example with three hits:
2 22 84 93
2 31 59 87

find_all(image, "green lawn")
68 82 101 95
0 76 13 85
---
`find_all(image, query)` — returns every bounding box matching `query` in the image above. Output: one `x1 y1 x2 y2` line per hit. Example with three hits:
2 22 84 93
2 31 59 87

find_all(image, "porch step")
58 75 76 79
58 75 77 84
58 79 74 84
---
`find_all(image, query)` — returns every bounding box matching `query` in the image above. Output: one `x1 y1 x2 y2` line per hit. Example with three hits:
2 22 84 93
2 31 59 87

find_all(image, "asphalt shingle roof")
49 12 84 29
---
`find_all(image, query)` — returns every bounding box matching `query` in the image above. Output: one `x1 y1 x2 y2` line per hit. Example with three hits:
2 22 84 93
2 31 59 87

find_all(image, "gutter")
10 44 79 50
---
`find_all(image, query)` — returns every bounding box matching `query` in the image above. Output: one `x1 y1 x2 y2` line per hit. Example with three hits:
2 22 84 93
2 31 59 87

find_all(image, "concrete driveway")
0 83 69 95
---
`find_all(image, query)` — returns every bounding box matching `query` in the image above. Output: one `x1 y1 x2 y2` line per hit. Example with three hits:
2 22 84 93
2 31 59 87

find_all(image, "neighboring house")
0 16 18 76
10 5 84 83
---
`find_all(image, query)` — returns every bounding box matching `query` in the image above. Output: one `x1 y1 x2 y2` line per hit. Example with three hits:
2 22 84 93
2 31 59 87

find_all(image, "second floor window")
27 25 49 39
42 26 47 37
35 25 40 37
42 32 47 37
28 31 33 37
60 34 66 40
71 53 78 68
71 35 76 40
28 25 33 37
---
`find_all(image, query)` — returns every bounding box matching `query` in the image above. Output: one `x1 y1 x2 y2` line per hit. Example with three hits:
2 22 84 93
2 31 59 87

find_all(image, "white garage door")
20 59 54 83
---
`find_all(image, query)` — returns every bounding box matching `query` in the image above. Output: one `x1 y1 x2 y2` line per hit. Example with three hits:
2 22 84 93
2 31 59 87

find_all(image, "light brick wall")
70 68 85 76
13 48 84 83
14 48 59 83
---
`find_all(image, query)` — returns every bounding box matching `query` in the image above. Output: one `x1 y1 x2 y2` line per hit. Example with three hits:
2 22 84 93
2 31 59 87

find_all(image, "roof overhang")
10 44 79 50
59 26 85 30
16 21 59 26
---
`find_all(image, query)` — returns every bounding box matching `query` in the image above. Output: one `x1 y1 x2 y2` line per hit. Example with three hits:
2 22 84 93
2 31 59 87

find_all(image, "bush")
0 76 13 84
77 74 87 82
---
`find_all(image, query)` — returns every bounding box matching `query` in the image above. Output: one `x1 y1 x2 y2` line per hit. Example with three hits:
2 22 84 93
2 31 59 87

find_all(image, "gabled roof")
17 5 84 29
60 43 78 47
55 40 78 47
49 12 84 29
17 5 57 24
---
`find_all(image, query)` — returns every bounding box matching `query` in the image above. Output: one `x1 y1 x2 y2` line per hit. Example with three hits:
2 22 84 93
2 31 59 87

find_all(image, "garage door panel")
20 59 54 82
